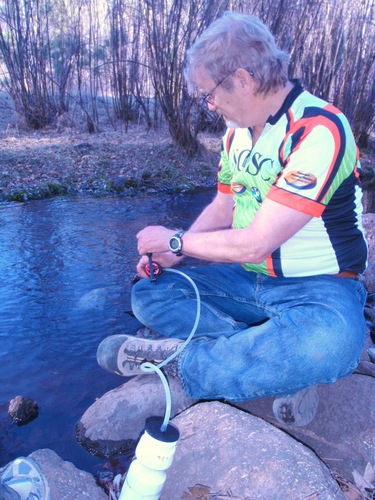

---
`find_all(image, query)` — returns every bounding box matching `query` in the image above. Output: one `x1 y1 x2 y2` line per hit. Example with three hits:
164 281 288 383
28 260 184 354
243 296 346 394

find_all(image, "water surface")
0 189 215 472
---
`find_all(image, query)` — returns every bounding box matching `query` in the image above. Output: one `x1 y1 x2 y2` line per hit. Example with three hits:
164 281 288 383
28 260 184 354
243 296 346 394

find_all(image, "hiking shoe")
0 456 50 500
272 386 319 427
96 334 184 377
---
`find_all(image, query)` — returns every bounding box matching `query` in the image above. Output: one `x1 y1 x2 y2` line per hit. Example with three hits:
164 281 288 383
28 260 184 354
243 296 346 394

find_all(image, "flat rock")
29 448 107 499
76 375 196 458
162 401 343 499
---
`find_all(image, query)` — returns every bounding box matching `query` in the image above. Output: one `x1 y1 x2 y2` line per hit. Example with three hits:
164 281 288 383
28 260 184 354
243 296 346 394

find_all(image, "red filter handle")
145 254 162 281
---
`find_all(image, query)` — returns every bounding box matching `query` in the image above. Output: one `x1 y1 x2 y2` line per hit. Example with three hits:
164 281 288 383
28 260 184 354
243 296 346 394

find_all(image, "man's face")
194 66 244 128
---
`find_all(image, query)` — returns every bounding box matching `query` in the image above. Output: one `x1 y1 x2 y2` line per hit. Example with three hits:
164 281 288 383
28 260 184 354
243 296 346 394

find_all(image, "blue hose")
140 268 201 431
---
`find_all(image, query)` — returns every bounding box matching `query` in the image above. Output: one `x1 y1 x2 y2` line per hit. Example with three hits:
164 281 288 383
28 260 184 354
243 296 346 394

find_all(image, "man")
97 12 367 426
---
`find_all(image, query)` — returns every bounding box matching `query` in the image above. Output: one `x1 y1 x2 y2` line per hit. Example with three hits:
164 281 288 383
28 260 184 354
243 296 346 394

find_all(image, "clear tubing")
140 268 201 431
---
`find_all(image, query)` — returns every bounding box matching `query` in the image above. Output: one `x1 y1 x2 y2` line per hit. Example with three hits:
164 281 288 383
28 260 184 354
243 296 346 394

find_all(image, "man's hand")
136 225 175 256
136 252 184 278
136 226 184 278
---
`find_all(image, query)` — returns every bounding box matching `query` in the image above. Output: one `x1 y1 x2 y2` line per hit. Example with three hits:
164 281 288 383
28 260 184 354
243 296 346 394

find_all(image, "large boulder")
76 375 196 458
162 401 343 499
234 372 375 481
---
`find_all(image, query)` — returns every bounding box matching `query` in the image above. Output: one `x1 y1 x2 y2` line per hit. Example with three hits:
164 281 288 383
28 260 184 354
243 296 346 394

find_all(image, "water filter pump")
118 264 200 499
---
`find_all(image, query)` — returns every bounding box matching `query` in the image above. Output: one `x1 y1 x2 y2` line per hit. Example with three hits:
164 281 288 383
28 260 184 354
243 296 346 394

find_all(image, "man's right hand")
136 252 184 278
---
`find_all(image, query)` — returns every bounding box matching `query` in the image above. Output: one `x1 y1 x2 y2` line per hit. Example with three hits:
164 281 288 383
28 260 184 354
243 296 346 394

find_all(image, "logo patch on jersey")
231 181 246 194
284 170 317 190
251 187 262 202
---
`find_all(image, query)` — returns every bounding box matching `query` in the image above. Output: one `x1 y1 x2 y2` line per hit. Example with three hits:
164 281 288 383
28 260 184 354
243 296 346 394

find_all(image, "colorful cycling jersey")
217 80 368 277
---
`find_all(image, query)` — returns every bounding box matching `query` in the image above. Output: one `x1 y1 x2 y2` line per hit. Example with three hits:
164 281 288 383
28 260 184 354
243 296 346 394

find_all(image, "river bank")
0 126 220 202
1 124 374 203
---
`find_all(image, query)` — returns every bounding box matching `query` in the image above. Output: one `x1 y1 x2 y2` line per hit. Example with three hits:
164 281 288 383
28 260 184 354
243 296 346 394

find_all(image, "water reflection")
0 190 215 472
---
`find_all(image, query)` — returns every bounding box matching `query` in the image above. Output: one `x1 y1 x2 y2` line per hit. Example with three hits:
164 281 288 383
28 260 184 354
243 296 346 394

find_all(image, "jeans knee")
131 279 153 323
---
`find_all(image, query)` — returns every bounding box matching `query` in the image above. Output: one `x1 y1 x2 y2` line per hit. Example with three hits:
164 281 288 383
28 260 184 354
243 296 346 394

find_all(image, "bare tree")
144 0 229 153
236 0 375 148
0 0 79 128
0 0 373 149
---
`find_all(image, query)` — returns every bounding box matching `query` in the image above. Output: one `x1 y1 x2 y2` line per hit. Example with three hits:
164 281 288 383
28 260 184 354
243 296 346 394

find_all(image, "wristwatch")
168 231 185 256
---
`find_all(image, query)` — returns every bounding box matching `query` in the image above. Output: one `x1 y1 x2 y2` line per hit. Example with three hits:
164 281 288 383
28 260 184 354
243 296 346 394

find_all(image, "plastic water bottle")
119 417 179 500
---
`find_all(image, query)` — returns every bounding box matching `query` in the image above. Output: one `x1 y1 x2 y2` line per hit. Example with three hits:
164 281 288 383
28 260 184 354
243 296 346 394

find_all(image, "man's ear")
234 68 254 94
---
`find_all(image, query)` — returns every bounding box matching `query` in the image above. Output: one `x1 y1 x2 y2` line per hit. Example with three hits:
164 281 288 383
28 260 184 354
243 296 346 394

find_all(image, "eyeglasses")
200 69 254 106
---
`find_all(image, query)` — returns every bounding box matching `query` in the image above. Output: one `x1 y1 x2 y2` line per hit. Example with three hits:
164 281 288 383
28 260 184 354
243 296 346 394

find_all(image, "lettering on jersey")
233 149 276 181
284 170 317 189
231 181 246 194
251 187 262 202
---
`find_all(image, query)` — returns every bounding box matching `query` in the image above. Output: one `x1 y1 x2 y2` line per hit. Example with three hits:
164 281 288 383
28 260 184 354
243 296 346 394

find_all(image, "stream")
0 189 216 473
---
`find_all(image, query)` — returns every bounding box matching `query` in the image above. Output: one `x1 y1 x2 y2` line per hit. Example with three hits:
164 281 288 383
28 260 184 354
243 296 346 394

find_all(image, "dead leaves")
333 463 375 500
182 483 242 499
352 463 375 499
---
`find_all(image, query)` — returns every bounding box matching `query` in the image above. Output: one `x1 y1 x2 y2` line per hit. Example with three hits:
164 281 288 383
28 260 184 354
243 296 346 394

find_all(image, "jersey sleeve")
267 107 356 217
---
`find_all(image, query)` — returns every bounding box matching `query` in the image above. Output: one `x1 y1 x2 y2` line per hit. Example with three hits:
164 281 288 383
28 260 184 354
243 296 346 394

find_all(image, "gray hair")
185 12 289 96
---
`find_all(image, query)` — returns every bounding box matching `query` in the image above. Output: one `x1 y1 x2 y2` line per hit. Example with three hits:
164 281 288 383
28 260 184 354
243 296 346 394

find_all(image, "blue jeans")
131 264 367 401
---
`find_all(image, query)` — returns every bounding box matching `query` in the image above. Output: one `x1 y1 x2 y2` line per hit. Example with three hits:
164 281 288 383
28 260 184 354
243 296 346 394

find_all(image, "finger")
136 260 148 278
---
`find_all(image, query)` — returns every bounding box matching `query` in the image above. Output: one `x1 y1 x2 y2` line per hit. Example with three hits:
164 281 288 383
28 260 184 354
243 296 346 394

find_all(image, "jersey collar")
266 79 304 125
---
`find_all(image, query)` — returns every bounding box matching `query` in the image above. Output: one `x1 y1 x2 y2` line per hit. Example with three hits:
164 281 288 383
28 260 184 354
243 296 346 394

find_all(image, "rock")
365 294 375 324
162 401 343 499
363 214 375 293
76 288 107 311
29 449 107 500
365 262 375 295
76 375 196 458
8 396 38 424
234 371 375 482
233 332 375 481
113 175 131 191
362 178 375 214
368 348 375 363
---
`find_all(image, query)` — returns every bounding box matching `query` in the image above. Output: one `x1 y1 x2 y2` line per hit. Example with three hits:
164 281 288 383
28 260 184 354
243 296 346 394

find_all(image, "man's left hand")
136 225 175 256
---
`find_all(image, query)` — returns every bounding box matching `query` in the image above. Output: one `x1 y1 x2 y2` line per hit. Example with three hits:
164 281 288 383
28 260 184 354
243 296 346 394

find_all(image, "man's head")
185 12 289 98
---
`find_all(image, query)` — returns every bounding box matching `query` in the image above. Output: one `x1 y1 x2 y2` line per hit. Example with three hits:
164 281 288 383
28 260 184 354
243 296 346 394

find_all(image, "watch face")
169 233 183 254
170 237 179 250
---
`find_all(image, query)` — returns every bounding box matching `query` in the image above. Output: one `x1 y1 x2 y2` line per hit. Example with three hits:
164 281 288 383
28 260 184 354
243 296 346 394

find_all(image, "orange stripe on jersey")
266 255 277 277
354 146 361 180
218 182 232 194
323 103 340 115
281 114 343 204
267 185 325 217
313 116 341 202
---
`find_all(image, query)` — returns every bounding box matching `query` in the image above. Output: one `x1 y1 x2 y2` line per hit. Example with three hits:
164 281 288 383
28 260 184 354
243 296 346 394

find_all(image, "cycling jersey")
217 81 368 277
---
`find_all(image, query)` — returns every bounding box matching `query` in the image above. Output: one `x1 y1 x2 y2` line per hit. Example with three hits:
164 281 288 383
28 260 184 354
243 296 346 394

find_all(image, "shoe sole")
272 386 319 427
117 338 179 376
